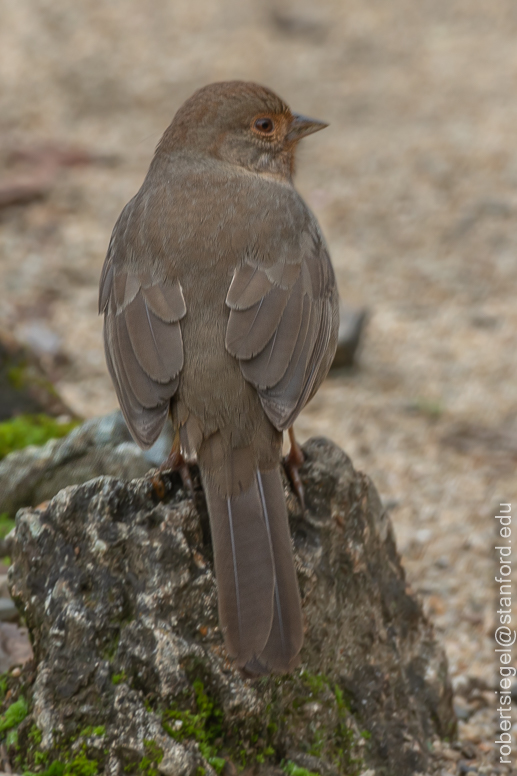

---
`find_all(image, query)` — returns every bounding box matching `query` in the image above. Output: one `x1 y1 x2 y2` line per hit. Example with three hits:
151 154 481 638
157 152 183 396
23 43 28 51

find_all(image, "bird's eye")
254 117 275 134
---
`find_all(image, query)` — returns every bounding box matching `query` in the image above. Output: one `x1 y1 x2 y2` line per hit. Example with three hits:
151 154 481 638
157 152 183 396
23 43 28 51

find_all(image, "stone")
0 410 172 518
5 438 455 775
0 330 73 421
330 304 368 370
0 599 17 623
0 622 32 674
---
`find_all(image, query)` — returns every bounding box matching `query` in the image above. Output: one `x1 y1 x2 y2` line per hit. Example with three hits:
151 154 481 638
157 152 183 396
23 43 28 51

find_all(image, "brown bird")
99 81 339 674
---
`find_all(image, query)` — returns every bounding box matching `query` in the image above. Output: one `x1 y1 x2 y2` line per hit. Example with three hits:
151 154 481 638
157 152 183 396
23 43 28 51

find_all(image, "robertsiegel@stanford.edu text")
495 503 514 764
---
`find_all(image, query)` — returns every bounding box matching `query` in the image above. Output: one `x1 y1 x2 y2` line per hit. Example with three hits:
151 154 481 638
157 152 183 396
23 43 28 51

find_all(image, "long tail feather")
200 451 303 673
252 469 303 673
203 473 275 666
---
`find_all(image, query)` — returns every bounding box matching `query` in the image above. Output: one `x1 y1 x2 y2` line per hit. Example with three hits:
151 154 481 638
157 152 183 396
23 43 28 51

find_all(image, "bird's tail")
199 449 303 674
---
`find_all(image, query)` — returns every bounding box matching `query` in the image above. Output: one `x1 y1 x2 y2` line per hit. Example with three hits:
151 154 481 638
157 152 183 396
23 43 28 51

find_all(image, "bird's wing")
99 242 186 448
225 222 339 431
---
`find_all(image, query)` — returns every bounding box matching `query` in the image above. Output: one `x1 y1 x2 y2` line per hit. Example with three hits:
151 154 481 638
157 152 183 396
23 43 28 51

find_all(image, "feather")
178 414 204 459
226 264 273 310
258 296 315 429
200 446 303 672
203 471 275 664
226 234 339 430
264 260 300 289
114 312 177 409
240 275 304 389
98 263 114 314
253 469 303 673
113 272 140 311
143 280 186 321
105 315 171 448
125 291 184 383
225 285 289 359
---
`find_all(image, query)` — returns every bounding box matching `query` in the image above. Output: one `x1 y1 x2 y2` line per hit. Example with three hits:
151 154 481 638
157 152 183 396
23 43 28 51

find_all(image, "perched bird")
99 81 339 674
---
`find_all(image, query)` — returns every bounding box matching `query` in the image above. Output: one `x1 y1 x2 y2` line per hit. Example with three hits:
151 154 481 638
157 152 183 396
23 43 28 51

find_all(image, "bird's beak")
286 112 329 142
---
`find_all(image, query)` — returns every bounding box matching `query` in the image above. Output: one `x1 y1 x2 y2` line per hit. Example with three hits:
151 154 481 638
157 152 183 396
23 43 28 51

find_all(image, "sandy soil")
1 1 517 772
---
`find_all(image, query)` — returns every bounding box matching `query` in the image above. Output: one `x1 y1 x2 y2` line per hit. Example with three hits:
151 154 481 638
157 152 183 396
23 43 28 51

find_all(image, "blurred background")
1 0 516 761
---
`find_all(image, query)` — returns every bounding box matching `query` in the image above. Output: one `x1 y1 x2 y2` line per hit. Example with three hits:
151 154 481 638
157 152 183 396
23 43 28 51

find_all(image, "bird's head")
156 81 328 179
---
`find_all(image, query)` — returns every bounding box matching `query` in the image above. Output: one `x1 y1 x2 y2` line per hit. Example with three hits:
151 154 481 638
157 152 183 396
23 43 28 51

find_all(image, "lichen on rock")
5 438 455 775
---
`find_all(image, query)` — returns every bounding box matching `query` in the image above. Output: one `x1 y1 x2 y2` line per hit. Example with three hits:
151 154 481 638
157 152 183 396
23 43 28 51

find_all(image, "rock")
0 142 119 213
0 600 17 623
0 173 52 210
0 410 172 518
269 10 329 42
0 622 33 673
5 438 455 775
0 330 73 421
330 304 368 370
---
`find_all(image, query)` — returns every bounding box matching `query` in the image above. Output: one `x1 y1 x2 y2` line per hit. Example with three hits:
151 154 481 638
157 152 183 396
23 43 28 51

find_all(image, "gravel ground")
1 1 516 772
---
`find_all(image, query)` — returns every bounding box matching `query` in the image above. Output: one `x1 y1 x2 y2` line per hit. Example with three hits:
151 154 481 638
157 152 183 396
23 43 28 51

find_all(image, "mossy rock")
0 330 74 422
5 438 456 775
0 414 79 461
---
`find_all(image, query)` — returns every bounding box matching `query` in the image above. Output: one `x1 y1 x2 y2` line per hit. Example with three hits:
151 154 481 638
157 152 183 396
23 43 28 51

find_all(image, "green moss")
111 671 126 685
0 514 15 540
23 763 66 776
41 764 65 776
138 739 164 775
283 671 361 775
255 746 275 764
16 668 363 775
0 695 28 732
23 752 99 776
18 718 105 776
163 679 225 774
78 725 106 738
7 366 26 390
299 672 328 696
160 670 363 775
7 364 62 402
282 762 320 776
64 751 99 775
28 724 43 746
0 414 79 460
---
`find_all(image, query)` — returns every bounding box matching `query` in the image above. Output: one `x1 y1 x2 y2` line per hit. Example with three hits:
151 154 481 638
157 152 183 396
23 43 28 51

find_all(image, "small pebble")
302 701 322 717
458 761 478 774
453 697 471 721
441 747 460 761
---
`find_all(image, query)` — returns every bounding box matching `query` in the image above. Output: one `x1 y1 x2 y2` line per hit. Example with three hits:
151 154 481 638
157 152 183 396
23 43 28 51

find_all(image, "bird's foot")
152 444 194 499
283 427 305 512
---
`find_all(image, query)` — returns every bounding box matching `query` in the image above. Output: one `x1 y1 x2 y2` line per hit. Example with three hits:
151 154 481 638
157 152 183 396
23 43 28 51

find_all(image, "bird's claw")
152 444 195 499
283 427 305 512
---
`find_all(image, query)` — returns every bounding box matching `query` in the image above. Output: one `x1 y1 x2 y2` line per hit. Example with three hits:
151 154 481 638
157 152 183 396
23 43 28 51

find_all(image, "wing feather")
240 275 304 389
226 286 290 360
100 264 185 448
225 226 339 431
226 265 273 310
143 280 186 321
125 291 184 383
